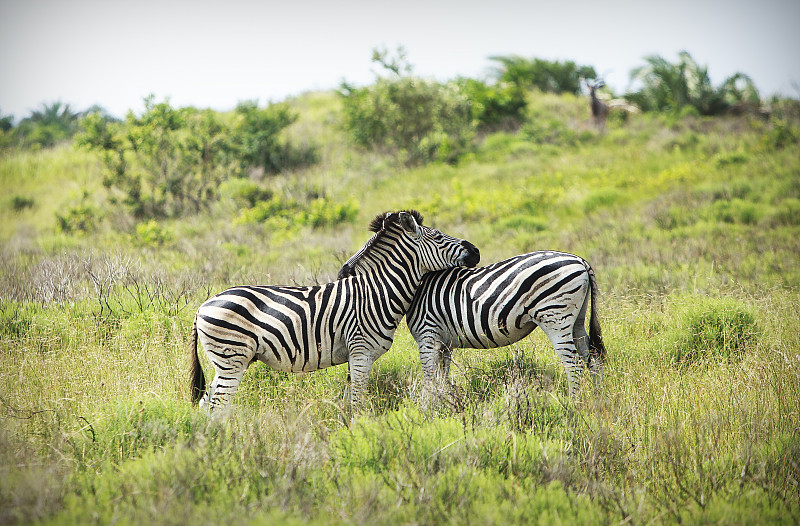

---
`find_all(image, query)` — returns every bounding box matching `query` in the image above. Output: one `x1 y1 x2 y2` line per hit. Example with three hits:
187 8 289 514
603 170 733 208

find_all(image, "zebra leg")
419 334 449 385
204 369 248 411
440 346 453 380
348 351 376 411
538 323 585 398
573 324 601 389
572 290 595 379
199 343 254 412
572 284 603 387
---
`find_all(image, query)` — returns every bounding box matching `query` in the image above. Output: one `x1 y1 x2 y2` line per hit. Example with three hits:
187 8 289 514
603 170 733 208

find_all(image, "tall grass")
1 90 798 524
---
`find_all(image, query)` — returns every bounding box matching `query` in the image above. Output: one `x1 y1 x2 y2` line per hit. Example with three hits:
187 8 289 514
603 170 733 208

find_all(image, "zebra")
405 250 606 397
190 210 480 411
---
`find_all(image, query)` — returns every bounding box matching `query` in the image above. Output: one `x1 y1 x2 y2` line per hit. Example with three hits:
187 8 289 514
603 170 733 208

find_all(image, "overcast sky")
2 0 798 120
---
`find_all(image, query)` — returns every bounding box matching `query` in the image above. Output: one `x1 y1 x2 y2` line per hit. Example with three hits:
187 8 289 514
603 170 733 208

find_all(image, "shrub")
489 56 596 95
134 220 173 246
78 97 310 219
8 102 83 149
457 78 528 130
298 198 359 228
219 178 274 207
341 50 475 165
708 198 764 225
768 198 800 226
497 214 548 232
341 76 475 165
760 118 799 151
231 101 318 174
235 193 357 230
92 399 206 463
665 297 760 366
80 98 227 218
56 203 99 234
520 117 584 146
626 51 760 116
235 194 301 225
713 151 749 167
11 195 34 211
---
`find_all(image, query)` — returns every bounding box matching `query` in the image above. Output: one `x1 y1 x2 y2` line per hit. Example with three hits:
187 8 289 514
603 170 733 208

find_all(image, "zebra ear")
337 262 353 280
398 211 419 234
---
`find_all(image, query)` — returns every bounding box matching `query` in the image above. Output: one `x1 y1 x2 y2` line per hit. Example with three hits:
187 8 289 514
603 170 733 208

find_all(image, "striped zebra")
405 251 606 397
190 210 480 411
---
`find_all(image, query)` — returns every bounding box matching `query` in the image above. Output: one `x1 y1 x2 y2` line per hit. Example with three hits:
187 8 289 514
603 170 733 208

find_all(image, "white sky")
1 0 799 120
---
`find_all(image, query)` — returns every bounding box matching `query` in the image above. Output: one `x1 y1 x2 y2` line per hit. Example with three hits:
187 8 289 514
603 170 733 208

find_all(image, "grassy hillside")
1 90 799 525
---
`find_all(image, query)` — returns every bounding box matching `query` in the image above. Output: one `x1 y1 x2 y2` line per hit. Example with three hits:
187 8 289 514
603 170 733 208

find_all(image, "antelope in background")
586 79 639 132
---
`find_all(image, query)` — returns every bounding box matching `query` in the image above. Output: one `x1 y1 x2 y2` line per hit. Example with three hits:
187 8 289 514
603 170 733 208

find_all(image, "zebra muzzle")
459 241 480 268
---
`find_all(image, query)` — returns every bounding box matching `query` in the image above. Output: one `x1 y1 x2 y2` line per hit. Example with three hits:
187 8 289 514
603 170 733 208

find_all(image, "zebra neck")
353 255 424 318
348 233 426 285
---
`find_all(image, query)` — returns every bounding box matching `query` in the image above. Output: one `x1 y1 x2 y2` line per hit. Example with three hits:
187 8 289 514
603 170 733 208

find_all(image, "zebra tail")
588 268 607 365
190 315 206 404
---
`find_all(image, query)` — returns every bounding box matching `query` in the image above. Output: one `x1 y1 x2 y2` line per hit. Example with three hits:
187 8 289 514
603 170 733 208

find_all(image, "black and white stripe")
190 210 480 411
406 251 605 396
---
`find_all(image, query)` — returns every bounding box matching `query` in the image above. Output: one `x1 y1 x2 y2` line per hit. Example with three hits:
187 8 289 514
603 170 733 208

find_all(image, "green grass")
1 90 799 524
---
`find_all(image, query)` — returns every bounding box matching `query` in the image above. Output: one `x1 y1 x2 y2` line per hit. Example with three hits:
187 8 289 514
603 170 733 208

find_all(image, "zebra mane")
338 210 424 280
367 209 424 233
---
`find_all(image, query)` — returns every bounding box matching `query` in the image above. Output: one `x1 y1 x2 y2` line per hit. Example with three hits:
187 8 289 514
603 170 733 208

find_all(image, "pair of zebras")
190 210 605 411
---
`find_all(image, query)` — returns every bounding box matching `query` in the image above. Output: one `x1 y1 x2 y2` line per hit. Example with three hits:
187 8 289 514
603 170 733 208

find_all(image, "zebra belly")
256 330 346 373
441 318 538 349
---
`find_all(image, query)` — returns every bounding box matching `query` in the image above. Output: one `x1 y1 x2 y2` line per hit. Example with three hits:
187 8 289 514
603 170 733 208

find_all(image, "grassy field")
1 90 799 525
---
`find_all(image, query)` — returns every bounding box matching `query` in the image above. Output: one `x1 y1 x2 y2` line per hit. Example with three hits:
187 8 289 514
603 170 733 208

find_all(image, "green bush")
497 214 548 232
760 118 799 150
235 193 357 230
768 198 800 226
78 97 311 219
708 198 765 225
520 117 585 146
341 54 475 165
626 51 760 116
458 78 527 130
219 178 274 207
134 220 173 246
298 198 359 228
235 194 301 225
489 56 596 95
5 102 84 149
79 98 229 218
666 297 760 366
56 203 99 234
231 101 318 174
11 195 34 211
713 150 749 167
93 399 206 463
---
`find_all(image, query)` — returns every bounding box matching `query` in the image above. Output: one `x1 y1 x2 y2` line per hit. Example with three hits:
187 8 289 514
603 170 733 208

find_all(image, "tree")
626 51 760 115
15 101 81 148
490 56 596 95
0 110 13 133
340 47 475 165
457 77 528 131
78 96 307 219
231 101 301 174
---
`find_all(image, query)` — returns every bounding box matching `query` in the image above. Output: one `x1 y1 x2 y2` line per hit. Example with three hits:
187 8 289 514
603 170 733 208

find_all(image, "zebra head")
338 210 480 280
